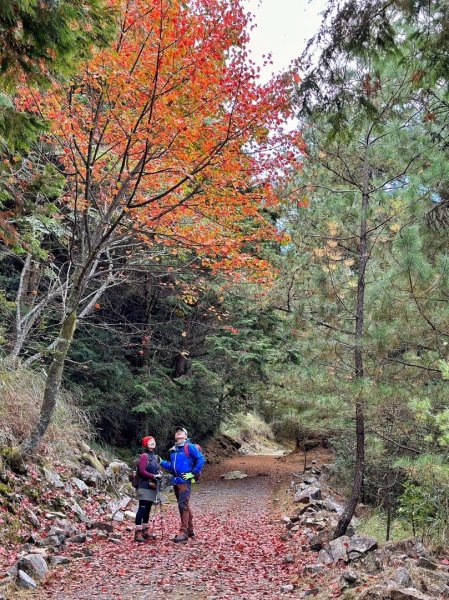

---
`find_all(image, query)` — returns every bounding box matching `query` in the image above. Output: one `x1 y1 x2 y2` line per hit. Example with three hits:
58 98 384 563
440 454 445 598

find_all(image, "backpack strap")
184 443 190 457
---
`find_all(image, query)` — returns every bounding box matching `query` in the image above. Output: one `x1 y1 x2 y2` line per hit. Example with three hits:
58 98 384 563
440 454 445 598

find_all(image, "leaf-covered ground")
32 454 321 599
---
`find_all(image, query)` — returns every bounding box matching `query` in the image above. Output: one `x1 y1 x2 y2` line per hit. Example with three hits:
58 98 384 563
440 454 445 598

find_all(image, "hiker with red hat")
160 426 205 542
134 435 162 542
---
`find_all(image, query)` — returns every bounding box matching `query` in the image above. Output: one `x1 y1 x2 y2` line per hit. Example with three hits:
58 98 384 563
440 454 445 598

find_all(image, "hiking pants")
135 500 153 525
174 483 193 533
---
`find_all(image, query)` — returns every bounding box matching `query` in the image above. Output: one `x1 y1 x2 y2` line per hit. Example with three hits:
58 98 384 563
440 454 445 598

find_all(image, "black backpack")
129 453 160 489
129 456 141 489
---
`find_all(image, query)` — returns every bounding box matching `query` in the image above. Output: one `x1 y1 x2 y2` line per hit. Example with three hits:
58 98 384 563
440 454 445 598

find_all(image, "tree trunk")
333 145 369 539
20 307 77 455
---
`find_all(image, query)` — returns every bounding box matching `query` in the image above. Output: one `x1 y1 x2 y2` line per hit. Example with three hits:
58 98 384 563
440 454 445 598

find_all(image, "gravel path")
33 455 313 600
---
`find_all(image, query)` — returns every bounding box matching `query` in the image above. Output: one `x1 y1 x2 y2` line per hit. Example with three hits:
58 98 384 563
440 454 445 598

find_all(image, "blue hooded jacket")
160 439 206 485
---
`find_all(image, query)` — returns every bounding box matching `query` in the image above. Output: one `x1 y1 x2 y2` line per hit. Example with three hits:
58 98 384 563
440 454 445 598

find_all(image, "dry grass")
0 362 92 461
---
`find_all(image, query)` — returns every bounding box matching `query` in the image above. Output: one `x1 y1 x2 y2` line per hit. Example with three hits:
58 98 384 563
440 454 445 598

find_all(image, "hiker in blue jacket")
160 426 205 542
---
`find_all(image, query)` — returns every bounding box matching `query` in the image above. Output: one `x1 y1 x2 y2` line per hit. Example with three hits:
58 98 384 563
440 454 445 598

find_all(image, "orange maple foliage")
19 0 303 281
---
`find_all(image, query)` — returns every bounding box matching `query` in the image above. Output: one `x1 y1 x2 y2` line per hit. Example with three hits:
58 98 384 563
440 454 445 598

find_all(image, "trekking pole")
158 479 165 540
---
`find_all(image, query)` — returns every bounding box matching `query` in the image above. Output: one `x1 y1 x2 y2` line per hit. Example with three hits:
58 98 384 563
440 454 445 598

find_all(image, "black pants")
135 500 153 525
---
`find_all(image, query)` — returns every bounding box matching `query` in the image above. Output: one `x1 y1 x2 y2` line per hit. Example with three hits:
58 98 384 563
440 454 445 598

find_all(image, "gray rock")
317 549 333 565
18 570 38 589
347 535 378 560
90 521 114 533
416 556 438 570
50 556 71 566
393 567 412 588
309 534 325 551
220 470 248 480
323 498 343 513
362 549 384 574
43 468 65 488
109 496 132 514
112 510 125 522
6 563 18 578
390 588 433 600
70 500 91 525
78 466 105 487
329 535 351 562
67 534 86 544
71 477 89 493
54 518 77 536
26 509 41 529
339 569 358 589
384 538 430 560
39 535 62 548
281 584 294 592
294 486 322 503
304 477 317 485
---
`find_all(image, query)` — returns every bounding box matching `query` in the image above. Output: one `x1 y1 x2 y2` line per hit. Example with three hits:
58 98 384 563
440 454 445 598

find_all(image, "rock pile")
281 462 449 599
0 443 133 597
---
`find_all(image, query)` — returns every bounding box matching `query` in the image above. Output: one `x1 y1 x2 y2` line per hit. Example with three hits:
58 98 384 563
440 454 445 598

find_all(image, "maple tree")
16 0 301 453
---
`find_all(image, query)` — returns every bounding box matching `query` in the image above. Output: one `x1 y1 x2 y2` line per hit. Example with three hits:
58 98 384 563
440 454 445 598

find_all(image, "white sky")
246 0 327 80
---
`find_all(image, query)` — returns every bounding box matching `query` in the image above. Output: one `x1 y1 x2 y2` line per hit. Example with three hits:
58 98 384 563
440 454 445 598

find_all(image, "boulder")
294 486 322 504
220 471 248 480
43 468 64 489
18 570 38 589
329 535 351 563
347 535 378 560
18 554 48 581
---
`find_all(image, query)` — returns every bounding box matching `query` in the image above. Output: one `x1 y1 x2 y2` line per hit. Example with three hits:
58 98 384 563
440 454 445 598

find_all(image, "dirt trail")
32 451 330 600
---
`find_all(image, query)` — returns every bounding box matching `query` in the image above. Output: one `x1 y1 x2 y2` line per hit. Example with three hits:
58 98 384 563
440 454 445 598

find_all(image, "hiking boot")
134 531 145 543
187 531 195 538
173 532 188 543
142 529 157 541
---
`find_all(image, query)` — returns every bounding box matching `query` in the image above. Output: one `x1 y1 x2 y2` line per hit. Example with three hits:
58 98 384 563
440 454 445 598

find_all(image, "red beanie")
142 436 155 448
